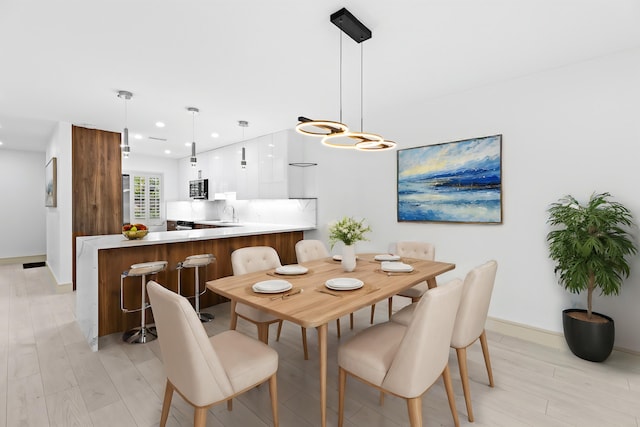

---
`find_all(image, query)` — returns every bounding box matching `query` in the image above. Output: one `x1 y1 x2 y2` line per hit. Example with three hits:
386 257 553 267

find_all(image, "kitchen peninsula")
76 223 314 351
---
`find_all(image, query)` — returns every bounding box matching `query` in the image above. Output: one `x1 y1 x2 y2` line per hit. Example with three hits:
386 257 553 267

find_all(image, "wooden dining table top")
205 254 456 329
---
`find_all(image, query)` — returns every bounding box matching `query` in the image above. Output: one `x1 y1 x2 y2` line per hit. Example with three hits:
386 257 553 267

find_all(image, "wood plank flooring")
1 262 639 426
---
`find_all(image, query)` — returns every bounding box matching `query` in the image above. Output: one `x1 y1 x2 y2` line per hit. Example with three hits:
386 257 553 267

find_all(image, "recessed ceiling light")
164 149 171 154
155 121 165 128
134 134 143 140
0 141 3 146
211 132 219 138
184 142 191 147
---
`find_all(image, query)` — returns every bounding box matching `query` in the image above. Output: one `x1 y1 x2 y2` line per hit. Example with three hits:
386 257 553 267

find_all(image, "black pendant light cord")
339 27 343 124
360 41 363 132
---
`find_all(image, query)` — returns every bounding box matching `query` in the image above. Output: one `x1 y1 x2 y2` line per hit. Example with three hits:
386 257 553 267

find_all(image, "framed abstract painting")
397 135 502 224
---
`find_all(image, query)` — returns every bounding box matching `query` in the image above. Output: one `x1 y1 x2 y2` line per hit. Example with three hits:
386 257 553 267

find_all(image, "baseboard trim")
45 264 73 293
486 316 640 357
0 254 46 266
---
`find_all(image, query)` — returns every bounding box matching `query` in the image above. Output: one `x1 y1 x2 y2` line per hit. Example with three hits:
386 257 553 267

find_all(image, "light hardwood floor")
1 262 639 427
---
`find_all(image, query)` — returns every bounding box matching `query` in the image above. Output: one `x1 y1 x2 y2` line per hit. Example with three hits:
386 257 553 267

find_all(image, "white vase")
341 244 357 272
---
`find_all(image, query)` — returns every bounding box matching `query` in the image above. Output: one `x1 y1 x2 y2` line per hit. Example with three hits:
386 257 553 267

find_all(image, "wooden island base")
97 231 302 337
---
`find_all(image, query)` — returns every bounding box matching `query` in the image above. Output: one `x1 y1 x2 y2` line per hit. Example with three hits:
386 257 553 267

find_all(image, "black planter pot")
562 309 615 362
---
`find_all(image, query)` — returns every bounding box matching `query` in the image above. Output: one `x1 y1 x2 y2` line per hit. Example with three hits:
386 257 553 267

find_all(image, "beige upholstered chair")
392 260 498 422
146 281 279 427
370 241 435 324
338 279 464 427
295 239 351 337
231 246 309 359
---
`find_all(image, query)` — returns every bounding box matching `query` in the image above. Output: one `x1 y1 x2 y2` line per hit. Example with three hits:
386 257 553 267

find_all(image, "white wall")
0 149 46 259
302 48 640 353
45 122 73 286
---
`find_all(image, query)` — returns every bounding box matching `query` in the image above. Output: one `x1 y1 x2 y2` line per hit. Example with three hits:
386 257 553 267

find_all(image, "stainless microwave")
189 179 208 199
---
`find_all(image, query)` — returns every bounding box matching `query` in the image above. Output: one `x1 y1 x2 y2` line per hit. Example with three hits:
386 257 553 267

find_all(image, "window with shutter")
128 173 164 226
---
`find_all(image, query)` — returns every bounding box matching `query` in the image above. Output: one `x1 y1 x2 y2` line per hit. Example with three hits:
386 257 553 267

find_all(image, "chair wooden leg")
406 397 422 427
456 347 473 422
227 399 232 411
379 391 385 406
338 368 346 427
257 323 270 344
442 364 460 427
194 406 208 427
387 296 393 320
336 318 341 338
301 327 309 360
276 320 283 341
229 301 238 330
159 380 173 427
370 304 376 324
479 330 495 387
269 374 279 427
349 312 354 329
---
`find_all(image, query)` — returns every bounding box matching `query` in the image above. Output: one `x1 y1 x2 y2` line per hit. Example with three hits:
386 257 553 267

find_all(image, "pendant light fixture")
296 8 396 151
239 120 248 169
117 90 133 158
187 107 199 167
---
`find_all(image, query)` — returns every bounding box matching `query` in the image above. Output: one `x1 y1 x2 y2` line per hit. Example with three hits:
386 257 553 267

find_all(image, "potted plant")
328 216 371 272
546 192 637 362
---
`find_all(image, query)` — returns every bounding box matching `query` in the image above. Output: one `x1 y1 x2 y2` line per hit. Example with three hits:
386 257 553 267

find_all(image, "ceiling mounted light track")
117 90 133 158
296 8 396 151
187 107 199 167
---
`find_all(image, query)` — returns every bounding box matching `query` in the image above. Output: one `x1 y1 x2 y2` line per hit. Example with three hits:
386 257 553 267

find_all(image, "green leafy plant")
547 192 636 319
328 216 372 248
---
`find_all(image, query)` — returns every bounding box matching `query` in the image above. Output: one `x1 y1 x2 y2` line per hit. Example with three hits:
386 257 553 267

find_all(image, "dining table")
205 253 455 427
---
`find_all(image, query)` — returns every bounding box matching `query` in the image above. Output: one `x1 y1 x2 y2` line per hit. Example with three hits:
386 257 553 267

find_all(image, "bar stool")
120 260 168 344
177 253 216 322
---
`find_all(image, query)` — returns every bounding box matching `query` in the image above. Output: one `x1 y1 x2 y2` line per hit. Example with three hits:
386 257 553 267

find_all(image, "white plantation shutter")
130 173 163 226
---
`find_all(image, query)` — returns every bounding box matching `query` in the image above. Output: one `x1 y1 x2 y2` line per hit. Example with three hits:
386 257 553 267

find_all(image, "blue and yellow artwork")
397 135 502 223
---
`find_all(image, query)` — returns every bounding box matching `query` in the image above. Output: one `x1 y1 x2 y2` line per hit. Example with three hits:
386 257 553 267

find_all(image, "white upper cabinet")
185 129 316 200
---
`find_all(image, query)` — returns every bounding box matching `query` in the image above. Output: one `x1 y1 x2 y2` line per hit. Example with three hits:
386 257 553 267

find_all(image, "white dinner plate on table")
275 265 309 275
380 261 413 273
381 261 414 273
252 279 293 293
325 278 364 291
332 254 358 261
374 254 401 261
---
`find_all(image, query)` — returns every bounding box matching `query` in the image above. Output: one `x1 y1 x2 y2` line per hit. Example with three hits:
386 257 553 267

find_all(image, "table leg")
316 323 328 427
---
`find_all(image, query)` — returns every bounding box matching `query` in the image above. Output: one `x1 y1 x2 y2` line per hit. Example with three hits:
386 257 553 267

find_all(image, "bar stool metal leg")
178 254 215 323
194 265 214 322
122 272 158 343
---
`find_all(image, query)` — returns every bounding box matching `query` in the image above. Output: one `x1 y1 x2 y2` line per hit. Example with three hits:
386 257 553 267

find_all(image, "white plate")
332 254 358 261
252 280 293 294
381 261 414 273
275 264 309 275
374 254 401 261
325 278 364 291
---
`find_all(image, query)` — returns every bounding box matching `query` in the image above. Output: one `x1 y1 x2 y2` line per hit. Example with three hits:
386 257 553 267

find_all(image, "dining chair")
231 246 309 359
392 260 498 422
146 281 279 427
370 241 435 324
295 239 352 337
338 279 464 427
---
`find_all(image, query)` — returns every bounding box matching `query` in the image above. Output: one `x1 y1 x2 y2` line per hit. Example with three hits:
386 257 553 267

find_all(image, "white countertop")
76 222 315 251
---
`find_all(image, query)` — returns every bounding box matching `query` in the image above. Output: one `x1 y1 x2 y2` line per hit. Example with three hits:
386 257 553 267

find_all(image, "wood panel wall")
72 126 122 289
98 231 303 337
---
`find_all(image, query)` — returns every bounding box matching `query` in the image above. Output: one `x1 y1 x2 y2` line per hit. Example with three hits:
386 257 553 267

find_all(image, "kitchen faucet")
223 205 238 223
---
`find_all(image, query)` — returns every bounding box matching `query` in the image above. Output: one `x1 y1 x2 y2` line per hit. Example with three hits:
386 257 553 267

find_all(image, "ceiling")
1 1 640 158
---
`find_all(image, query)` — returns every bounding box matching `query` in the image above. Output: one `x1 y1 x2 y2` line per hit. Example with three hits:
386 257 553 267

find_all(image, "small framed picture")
45 157 57 207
